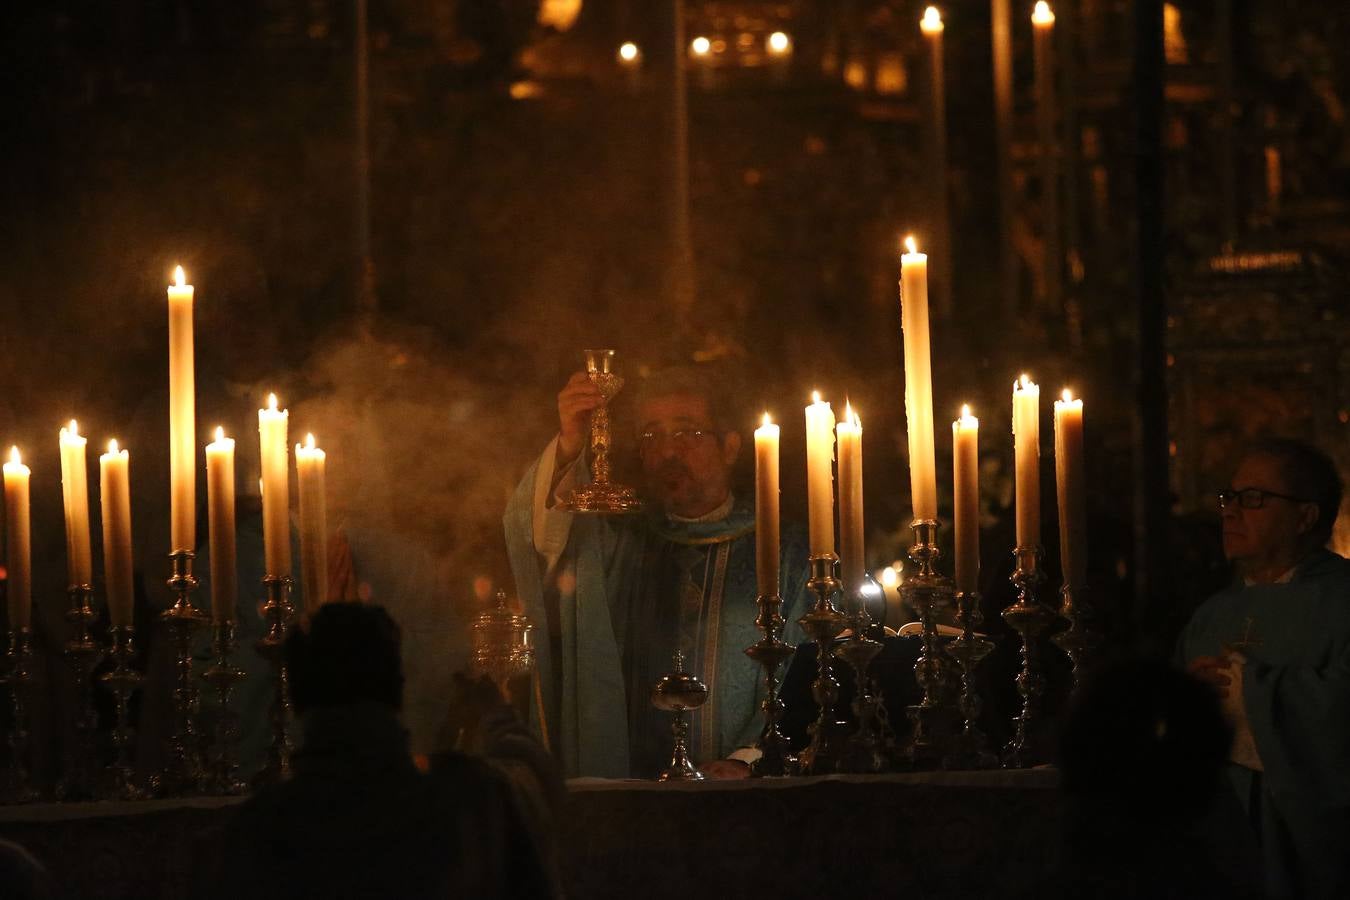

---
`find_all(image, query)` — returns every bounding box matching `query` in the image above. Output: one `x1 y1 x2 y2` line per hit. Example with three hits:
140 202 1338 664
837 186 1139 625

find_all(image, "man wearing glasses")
1176 439 1350 899
504 366 811 779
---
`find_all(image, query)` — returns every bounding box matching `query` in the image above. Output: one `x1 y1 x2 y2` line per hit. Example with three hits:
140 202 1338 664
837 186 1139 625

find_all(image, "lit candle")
953 405 980 593
205 427 237 623
900 236 938 521
754 413 781 597
59 420 93 587
1012 375 1041 549
4 447 32 630
836 404 865 592
295 432 328 614
920 7 952 318
880 565 905 625
168 265 196 553
805 392 837 557
100 440 135 626
258 394 291 579
1055 388 1086 588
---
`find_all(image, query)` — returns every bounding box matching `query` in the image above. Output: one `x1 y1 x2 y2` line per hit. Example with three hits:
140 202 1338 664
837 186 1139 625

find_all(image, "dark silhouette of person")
214 602 557 900
1034 658 1263 899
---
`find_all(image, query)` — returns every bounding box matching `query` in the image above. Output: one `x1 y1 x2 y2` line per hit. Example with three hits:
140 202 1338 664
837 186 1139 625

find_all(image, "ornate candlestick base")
152 550 209 797
900 520 955 768
795 555 849 776
253 575 295 787
743 594 796 777
942 591 998 770
2 628 39 803
99 625 143 800
835 576 887 774
1001 547 1057 768
651 651 709 782
559 349 642 515
56 585 103 801
201 621 247 795
1051 584 1100 694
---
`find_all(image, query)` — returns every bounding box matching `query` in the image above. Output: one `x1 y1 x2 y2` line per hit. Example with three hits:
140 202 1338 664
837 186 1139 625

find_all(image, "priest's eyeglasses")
1217 488 1310 510
639 429 716 453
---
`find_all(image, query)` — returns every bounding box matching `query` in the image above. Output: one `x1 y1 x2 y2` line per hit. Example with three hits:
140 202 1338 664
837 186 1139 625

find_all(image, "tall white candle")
805 392 836 557
206 427 237 623
258 394 291 579
100 440 135 627
295 433 328 614
754 414 781 597
953 405 980 594
900 236 938 521
59 420 93 587
1055 389 1086 588
836 404 865 592
168 265 196 552
4 447 32 630
1013 375 1041 549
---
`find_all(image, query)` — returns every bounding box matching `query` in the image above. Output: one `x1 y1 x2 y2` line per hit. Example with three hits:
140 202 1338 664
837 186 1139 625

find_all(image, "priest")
1176 439 1350 899
504 366 811 779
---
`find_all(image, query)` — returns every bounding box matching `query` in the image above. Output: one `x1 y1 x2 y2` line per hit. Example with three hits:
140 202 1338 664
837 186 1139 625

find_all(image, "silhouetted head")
1058 658 1231 824
285 603 404 715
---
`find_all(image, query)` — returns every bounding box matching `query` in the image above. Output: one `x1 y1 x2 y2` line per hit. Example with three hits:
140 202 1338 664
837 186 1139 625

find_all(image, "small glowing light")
691 36 711 56
903 235 918 255
69 419 79 436
618 41 640 64
881 567 898 588
509 80 543 100
1032 1 1056 27
1062 388 1074 402
108 439 120 454
1018 373 1033 389
920 6 944 35
960 404 972 419
767 31 791 55
173 265 186 288
267 393 278 411
8 446 19 466
305 433 316 450
811 390 822 404
762 412 773 428
214 426 225 442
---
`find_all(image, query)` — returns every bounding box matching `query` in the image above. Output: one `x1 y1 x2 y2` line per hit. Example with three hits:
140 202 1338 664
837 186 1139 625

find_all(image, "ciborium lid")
650 650 709 712
472 591 534 690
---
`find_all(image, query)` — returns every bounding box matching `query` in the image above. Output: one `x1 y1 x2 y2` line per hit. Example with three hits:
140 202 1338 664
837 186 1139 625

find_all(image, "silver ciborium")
651 650 708 781
558 349 642 514
472 591 535 705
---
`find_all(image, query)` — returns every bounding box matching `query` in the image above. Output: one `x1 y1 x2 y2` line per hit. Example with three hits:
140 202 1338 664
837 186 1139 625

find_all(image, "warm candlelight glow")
173 265 185 287
811 390 822 404
881 566 898 588
844 401 860 427
8 446 18 466
1019 373 1033 390
214 425 225 442
959 404 977 426
762 412 772 428
920 6 944 35
267 392 278 411
305 432 316 450
1032 1 1055 27
903 235 918 255
69 419 79 435
618 41 640 63
1062 387 1074 402
108 439 119 454
767 31 791 55
690 36 711 56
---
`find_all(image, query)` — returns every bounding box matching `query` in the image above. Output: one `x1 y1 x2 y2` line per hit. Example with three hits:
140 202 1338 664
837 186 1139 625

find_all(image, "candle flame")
267 392 278 411
920 6 944 34
214 426 225 442
762 412 773 428
8 446 19 466
767 31 790 54
881 567 898 588
618 41 639 62
690 35 711 56
305 433 316 450
69 419 79 436
903 235 917 254
1032 1 1055 26
960 403 972 419
1018 373 1033 389
1062 388 1074 402
843 401 860 427
173 265 185 287
108 439 119 454
811 390 822 404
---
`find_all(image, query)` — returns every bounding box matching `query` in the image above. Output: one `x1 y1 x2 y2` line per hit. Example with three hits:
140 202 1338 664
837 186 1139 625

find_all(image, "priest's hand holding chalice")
556 349 641 514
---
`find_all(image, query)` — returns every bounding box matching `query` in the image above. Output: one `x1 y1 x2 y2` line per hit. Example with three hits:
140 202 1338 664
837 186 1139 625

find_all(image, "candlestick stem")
795 555 849 775
834 576 886 773
56 584 102 801
900 519 955 767
1001 546 1056 768
153 550 209 796
743 594 796 776
2 628 39 803
942 591 998 769
99 624 143 800
1051 584 1100 694
254 575 295 787
202 621 247 794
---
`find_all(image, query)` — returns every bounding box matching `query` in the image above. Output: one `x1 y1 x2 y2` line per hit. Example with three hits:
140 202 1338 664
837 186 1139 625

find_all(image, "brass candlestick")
1051 584 1100 693
558 349 642 514
253 575 295 787
99 624 143 800
942 590 998 770
1001 546 1056 768
2 628 39 803
835 575 887 773
56 584 102 801
795 554 849 776
154 550 209 796
743 593 796 776
651 651 708 782
900 519 955 768
201 621 247 795
472 591 535 704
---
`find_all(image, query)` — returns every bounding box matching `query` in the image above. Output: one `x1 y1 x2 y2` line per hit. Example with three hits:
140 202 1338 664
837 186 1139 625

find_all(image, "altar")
0 769 1061 900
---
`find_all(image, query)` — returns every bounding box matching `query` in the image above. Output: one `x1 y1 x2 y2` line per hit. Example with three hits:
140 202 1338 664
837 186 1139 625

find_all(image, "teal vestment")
1176 549 1350 899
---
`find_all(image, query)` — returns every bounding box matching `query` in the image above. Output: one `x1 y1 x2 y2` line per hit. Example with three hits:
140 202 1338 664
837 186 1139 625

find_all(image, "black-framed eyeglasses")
638 429 717 453
1217 488 1311 510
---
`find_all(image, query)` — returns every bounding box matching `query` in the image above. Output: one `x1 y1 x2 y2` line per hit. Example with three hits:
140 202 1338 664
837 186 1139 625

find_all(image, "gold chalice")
559 349 642 514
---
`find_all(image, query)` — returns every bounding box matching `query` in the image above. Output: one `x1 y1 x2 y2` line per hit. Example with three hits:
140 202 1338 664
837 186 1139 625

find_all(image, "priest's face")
637 393 741 518
1221 453 1315 571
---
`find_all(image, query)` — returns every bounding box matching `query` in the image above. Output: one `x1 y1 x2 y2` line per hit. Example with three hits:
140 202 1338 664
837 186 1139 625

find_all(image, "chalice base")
558 482 643 515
